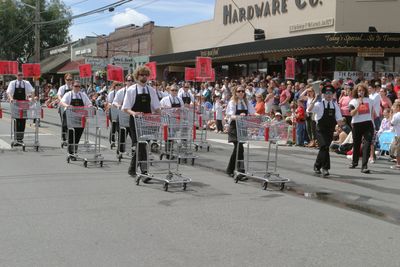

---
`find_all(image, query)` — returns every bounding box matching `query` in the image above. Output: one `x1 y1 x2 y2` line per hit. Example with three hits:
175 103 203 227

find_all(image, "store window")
395 57 400 73
336 56 353 71
258 62 268 73
308 57 321 80
321 56 335 79
355 57 373 72
249 62 258 75
296 58 307 82
230 64 247 77
375 57 394 72
218 65 229 78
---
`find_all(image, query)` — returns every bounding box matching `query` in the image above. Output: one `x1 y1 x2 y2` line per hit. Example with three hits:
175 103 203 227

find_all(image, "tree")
0 0 71 61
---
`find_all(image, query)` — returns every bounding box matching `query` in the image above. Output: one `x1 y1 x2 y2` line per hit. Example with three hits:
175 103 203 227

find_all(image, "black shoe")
361 168 370 174
142 172 152 183
322 169 330 177
314 166 322 174
237 174 248 181
349 164 358 169
226 170 234 177
70 156 77 161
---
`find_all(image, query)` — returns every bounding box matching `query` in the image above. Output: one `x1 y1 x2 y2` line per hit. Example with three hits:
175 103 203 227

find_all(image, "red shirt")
394 85 400 95
295 106 305 122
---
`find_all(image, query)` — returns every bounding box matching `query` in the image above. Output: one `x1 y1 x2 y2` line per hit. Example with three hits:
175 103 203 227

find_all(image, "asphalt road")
0 104 399 267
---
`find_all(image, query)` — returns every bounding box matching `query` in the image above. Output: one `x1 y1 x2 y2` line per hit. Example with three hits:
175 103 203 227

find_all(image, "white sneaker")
369 158 375 164
346 155 353 161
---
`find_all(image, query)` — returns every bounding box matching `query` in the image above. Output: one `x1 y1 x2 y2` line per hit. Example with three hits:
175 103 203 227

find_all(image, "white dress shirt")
226 99 255 123
57 84 72 98
160 95 184 109
369 92 381 118
178 90 195 104
7 80 34 98
121 84 161 112
107 90 117 104
308 99 342 123
112 87 128 107
61 91 92 107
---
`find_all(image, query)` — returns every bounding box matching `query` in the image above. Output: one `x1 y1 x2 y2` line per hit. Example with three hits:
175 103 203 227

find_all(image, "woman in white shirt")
348 83 375 173
160 85 184 109
226 86 256 179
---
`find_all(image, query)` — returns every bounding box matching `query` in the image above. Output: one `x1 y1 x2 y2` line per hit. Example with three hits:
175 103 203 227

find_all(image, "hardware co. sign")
223 0 323 25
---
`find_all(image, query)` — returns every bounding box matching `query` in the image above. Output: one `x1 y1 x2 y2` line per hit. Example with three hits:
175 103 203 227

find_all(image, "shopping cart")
160 108 198 165
134 114 191 191
10 100 43 151
116 109 133 161
234 116 290 190
65 106 106 167
193 108 212 152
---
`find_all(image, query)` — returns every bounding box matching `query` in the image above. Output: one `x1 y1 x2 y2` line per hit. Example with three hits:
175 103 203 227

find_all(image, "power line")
230 0 256 30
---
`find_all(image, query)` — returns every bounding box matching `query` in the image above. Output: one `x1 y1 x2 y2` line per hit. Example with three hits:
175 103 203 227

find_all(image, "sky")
64 0 216 40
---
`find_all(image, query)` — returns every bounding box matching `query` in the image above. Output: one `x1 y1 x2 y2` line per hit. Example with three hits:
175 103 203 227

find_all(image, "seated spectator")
331 124 348 151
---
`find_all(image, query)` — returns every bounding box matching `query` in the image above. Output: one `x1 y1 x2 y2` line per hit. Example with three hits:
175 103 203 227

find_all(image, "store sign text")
223 0 322 25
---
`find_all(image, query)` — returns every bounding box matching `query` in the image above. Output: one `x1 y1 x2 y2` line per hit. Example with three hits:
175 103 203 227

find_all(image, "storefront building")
150 0 400 81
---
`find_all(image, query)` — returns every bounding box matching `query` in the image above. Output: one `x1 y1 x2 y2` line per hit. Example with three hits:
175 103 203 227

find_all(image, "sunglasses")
139 73 149 77
66 79 73 81
73 85 80 88
236 90 245 93
170 90 177 92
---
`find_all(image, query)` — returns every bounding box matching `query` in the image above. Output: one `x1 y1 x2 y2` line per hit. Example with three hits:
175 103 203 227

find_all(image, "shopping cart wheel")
35 146 39 152
84 161 88 168
183 183 187 191
263 182 268 190
279 183 285 191
191 158 195 165
67 156 70 163
100 161 103 167
207 146 210 152
163 182 169 191
136 177 140 185
22 145 26 152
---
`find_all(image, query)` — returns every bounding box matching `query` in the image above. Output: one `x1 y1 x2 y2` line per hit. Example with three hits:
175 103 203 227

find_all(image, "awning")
57 59 86 74
150 32 400 65
40 53 70 74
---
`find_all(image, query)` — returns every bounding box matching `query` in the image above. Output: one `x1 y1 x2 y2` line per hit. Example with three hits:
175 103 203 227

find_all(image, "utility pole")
34 0 40 63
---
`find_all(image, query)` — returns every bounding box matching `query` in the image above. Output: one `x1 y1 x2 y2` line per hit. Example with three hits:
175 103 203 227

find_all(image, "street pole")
34 0 40 63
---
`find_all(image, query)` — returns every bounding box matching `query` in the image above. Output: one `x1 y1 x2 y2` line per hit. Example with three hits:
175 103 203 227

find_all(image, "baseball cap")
322 85 335 94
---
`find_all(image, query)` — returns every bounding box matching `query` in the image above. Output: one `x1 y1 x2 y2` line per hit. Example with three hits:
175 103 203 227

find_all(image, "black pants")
68 127 84 154
226 142 244 174
216 120 223 132
61 111 67 141
14 118 26 141
118 126 130 153
315 129 334 170
109 119 117 144
129 142 148 174
352 121 374 169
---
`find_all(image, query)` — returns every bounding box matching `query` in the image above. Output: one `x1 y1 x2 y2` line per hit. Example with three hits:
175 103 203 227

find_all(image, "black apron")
228 102 248 143
129 85 151 143
63 93 85 128
317 100 336 133
14 80 26 100
170 96 181 108
182 92 191 105
157 90 163 101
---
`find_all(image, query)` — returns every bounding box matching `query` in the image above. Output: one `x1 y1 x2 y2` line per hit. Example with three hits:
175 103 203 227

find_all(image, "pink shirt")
279 90 290 104
339 96 352 116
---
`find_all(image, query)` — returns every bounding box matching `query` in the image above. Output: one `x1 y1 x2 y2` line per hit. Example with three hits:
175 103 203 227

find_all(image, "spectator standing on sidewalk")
390 102 400 169
295 99 306 146
307 85 343 177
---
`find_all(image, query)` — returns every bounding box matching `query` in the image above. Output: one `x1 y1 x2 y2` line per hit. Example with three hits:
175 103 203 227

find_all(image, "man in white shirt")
57 73 74 144
178 82 195 107
161 85 184 108
7 72 34 145
122 66 161 180
60 80 92 157
307 85 343 177
107 82 122 148
113 75 134 153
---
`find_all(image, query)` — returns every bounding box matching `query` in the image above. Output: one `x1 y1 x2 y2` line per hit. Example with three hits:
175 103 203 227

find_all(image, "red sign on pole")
185 68 196 82
79 64 92 78
0 61 18 75
285 58 296 80
22 63 41 77
107 64 124 82
145 61 157 81
195 57 212 80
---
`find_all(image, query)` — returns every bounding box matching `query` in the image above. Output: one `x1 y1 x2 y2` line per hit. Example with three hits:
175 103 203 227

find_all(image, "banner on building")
22 63 41 77
185 68 196 81
145 61 157 81
285 58 296 80
0 61 18 75
107 64 124 82
79 64 92 78
195 57 212 80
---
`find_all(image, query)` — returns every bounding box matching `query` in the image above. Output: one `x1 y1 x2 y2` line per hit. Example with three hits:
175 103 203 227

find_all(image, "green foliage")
0 0 71 61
